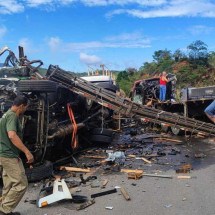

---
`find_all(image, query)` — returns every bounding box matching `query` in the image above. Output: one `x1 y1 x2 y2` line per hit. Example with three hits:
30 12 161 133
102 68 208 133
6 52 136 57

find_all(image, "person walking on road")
159 71 169 101
0 95 34 215
204 100 215 123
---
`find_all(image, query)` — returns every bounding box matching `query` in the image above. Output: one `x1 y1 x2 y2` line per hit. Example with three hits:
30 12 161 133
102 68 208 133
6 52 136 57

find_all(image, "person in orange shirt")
159 71 169 101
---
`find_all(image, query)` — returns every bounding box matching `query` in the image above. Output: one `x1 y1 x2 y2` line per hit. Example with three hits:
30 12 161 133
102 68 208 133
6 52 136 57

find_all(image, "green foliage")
208 51 215 69
115 40 214 96
187 40 208 67
116 70 141 95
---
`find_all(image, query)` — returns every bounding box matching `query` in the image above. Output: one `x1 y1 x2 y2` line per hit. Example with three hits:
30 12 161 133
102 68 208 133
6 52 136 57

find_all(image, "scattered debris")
91 189 117 199
128 172 143 180
120 187 130 201
177 175 191 179
60 166 91 173
101 179 109 189
76 199 95 211
164 204 172 208
194 153 206 159
37 178 72 208
105 206 113 210
121 169 144 174
176 164 192 174
155 137 183 143
143 174 173 179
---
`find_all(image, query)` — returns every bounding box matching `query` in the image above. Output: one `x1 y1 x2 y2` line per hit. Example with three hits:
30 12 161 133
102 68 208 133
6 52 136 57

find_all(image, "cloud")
26 0 53 7
0 0 24 14
106 0 215 18
47 37 62 51
79 52 102 65
0 26 7 39
78 0 167 7
25 0 167 7
187 25 215 35
1 0 215 19
105 32 144 41
47 32 151 52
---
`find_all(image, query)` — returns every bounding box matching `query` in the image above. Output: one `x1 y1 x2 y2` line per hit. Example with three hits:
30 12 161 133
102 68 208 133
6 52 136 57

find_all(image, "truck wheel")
170 126 184 136
90 134 112 144
18 80 57 93
25 161 53 182
91 128 113 137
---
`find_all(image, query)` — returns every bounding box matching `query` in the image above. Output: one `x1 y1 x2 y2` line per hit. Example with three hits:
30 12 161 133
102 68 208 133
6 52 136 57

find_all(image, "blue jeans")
159 85 166 101
204 100 215 116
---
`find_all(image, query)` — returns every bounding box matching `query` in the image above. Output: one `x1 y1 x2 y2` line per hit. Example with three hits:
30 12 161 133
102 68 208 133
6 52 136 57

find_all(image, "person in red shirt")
159 71 169 101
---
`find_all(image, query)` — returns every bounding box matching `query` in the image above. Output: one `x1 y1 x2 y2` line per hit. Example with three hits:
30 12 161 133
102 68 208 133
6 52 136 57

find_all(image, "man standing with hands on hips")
0 95 34 215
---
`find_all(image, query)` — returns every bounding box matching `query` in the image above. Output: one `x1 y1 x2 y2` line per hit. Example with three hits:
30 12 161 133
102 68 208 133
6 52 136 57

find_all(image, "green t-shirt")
0 109 22 158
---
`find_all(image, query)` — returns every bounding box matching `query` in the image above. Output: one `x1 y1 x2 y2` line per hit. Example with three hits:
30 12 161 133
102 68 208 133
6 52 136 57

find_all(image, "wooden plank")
128 155 152 164
101 179 109 188
121 169 143 174
120 187 130 201
81 155 106 159
141 157 152 164
154 137 182 143
60 166 91 173
143 173 173 179
177 175 191 179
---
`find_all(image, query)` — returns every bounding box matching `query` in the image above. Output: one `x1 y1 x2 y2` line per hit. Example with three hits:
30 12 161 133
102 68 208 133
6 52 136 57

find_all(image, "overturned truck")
0 47 115 181
1 46 215 181
46 66 215 137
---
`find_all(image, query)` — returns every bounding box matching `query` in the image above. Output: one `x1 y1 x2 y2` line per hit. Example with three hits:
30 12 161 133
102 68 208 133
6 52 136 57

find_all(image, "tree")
153 49 172 63
173 49 187 62
208 51 215 69
187 40 208 67
139 62 157 76
152 49 174 72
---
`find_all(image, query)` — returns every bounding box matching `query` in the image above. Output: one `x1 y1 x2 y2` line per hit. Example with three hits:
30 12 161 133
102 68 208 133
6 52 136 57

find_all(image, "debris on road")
120 187 131 201
76 199 95 211
91 189 117 199
142 173 173 179
60 166 91 173
176 164 192 173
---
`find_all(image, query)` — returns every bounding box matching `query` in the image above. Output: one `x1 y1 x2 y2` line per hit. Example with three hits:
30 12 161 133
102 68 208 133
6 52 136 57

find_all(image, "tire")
25 161 53 182
18 80 57 93
91 128 113 137
90 134 112 144
171 126 184 136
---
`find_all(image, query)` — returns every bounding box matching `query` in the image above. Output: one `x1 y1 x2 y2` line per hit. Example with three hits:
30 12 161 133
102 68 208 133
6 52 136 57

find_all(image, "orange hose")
67 103 78 149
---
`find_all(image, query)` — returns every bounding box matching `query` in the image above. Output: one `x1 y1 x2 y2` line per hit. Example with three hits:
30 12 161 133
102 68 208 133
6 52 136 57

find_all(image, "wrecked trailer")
46 65 215 137
130 75 215 135
0 46 115 181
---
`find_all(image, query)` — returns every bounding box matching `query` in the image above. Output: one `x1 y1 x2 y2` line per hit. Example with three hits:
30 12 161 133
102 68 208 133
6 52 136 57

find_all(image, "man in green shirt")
0 95 34 215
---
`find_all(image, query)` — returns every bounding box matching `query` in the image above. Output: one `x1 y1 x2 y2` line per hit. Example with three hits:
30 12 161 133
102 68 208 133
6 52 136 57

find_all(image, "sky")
1 0 215 73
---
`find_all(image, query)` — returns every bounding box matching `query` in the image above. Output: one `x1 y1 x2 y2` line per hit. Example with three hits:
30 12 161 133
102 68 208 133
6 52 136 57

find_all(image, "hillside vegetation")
116 40 215 96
